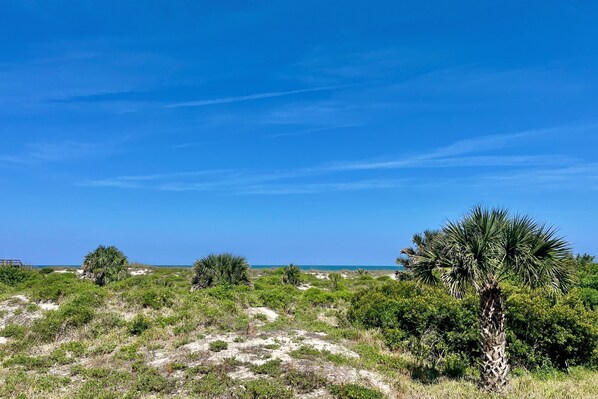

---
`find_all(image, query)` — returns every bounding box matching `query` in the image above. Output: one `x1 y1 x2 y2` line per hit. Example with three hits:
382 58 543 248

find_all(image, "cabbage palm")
397 229 443 269
192 253 251 289
82 245 129 286
281 264 302 286
410 206 572 392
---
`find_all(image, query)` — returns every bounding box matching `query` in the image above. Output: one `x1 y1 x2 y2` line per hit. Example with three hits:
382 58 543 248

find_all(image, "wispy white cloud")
481 163 598 188
25 141 101 162
164 86 340 108
321 123 597 172
267 124 360 138
240 179 407 195
81 122 596 195
168 142 203 149
0 137 128 166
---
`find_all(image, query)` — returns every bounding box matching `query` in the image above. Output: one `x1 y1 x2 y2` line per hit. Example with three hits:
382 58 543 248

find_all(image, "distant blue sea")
35 264 402 271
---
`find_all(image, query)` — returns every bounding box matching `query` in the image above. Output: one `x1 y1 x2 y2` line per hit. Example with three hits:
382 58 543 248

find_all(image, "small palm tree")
281 264 302 286
397 230 443 269
329 272 343 291
82 245 129 286
409 206 571 392
192 253 251 289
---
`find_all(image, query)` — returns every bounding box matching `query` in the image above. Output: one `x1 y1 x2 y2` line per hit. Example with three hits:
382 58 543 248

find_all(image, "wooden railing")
0 259 25 267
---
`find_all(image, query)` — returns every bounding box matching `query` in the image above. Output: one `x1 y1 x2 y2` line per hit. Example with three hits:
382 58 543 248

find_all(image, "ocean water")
36 264 402 271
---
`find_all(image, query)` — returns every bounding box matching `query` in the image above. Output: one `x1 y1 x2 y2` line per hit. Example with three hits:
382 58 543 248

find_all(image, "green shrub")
329 383 383 399
39 267 54 274
82 245 129 286
4 354 50 371
348 282 479 374
239 379 292 399
209 340 228 352
29 272 87 302
257 285 298 310
329 273 344 291
1 324 26 339
580 287 598 310
505 286 598 369
123 287 174 309
0 266 36 286
349 280 598 372
250 359 282 376
192 370 236 397
441 352 469 378
303 287 336 306
289 345 322 359
50 341 86 365
281 264 302 286
128 315 151 335
283 370 327 393
32 288 105 341
192 253 250 289
132 363 171 393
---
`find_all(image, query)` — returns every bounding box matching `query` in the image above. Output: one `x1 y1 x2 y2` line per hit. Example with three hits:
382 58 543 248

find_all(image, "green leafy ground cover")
0 262 596 398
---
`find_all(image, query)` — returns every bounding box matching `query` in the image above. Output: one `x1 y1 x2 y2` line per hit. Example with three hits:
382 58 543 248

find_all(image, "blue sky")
1 1 597 265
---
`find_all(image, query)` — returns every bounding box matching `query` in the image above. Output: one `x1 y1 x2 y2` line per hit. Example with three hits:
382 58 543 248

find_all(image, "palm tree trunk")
479 282 508 392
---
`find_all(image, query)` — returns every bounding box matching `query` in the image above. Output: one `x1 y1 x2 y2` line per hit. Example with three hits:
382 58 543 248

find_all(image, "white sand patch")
317 313 338 327
1 296 44 330
55 269 75 274
183 330 358 366
298 284 313 291
298 388 334 399
39 302 59 311
76 270 84 275
129 268 151 276
341 274 348 279
297 361 395 398
246 307 278 322
0 337 8 344
387 273 398 280
309 272 329 280
148 352 173 368
229 366 256 380
12 295 29 303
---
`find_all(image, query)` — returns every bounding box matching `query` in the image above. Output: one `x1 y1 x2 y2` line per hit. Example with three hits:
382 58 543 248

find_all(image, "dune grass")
0 266 596 398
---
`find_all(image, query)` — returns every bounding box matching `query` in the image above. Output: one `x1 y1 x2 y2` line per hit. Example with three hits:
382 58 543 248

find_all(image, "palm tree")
409 206 572 392
397 229 443 268
192 253 251 289
281 264 302 286
82 245 129 286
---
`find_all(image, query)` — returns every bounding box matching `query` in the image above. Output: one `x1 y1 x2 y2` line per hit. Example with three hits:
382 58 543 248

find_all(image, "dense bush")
576 255 598 310
349 281 478 377
29 272 88 302
32 287 106 341
257 285 298 310
329 273 344 291
349 280 598 374
281 264 301 286
0 266 36 286
82 245 129 286
192 253 250 289
505 286 598 368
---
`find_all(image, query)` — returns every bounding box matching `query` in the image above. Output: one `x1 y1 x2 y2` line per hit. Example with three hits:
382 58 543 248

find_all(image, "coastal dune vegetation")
0 208 597 398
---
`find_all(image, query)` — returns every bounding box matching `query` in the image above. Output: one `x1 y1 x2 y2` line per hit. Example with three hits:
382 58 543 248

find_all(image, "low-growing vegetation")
0 239 596 398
